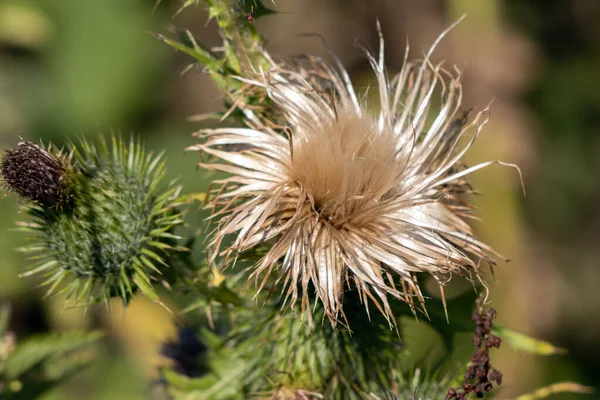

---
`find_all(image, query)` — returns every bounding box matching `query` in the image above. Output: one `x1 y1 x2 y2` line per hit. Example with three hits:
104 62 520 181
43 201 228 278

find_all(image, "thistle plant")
1 137 183 307
0 304 103 399
0 1 592 400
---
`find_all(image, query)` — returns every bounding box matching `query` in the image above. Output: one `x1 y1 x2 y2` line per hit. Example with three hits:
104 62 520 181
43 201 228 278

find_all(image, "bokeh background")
1 0 599 398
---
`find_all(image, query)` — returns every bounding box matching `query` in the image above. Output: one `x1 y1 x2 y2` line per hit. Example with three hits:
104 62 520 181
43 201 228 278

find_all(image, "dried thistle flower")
1 141 74 208
190 23 520 327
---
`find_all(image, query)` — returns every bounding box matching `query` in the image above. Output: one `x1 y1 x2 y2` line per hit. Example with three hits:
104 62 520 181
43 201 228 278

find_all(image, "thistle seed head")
1 142 73 208
190 24 520 327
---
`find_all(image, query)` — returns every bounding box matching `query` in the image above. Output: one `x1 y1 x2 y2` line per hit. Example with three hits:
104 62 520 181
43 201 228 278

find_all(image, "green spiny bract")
162 292 409 399
11 136 183 308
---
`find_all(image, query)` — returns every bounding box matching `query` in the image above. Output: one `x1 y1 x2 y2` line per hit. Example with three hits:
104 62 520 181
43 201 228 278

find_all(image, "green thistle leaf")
492 326 567 356
3 331 104 379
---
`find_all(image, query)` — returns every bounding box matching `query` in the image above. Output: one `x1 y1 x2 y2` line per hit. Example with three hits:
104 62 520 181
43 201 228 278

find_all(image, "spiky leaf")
3 331 104 379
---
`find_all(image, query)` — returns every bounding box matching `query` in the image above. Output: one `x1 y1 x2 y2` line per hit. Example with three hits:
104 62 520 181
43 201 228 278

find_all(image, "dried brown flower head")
189 24 520 327
1 141 73 208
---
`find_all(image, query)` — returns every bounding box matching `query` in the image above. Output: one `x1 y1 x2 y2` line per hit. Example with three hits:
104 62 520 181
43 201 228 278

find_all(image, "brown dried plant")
188 22 521 328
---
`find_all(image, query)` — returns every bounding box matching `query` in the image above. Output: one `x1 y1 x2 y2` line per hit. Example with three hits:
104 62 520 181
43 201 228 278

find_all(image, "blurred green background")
1 0 599 398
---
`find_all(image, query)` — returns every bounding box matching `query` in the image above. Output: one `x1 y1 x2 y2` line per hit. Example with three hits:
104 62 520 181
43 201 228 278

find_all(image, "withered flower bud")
1 142 73 208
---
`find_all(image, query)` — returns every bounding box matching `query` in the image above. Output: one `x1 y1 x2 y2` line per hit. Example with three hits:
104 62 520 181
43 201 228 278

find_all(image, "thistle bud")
1 142 73 208
13 137 183 308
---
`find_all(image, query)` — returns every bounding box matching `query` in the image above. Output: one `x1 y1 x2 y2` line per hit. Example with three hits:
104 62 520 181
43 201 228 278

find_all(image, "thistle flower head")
14 137 183 308
191 25 519 327
1 141 73 208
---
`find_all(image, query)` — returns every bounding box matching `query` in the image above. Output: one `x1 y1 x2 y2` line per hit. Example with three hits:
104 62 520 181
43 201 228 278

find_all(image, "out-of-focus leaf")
0 305 9 336
163 368 219 392
41 344 97 380
31 0 167 142
492 326 567 356
0 3 51 49
393 288 478 352
4 330 104 379
180 280 243 313
514 382 594 399
0 380 57 400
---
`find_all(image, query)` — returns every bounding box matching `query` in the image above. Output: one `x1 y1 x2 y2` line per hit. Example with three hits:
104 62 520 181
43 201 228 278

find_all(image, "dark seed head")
490 369 503 385
1 142 72 208
465 366 476 380
483 320 491 331
492 335 501 348
445 388 457 399
447 297 503 399
475 366 487 379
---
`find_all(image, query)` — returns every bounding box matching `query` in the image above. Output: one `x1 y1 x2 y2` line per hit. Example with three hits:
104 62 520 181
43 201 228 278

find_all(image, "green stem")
206 0 271 74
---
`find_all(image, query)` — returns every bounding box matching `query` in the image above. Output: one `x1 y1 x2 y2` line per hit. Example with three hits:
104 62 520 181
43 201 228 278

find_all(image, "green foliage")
3 331 103 379
156 0 274 77
362 369 454 400
0 305 103 400
513 382 593 400
491 326 567 356
161 277 590 400
154 0 276 124
16 137 184 308
392 286 478 353
163 285 461 399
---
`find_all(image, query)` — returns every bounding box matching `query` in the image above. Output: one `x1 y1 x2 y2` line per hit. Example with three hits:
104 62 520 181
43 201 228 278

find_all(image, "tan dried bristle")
188 23 520 328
